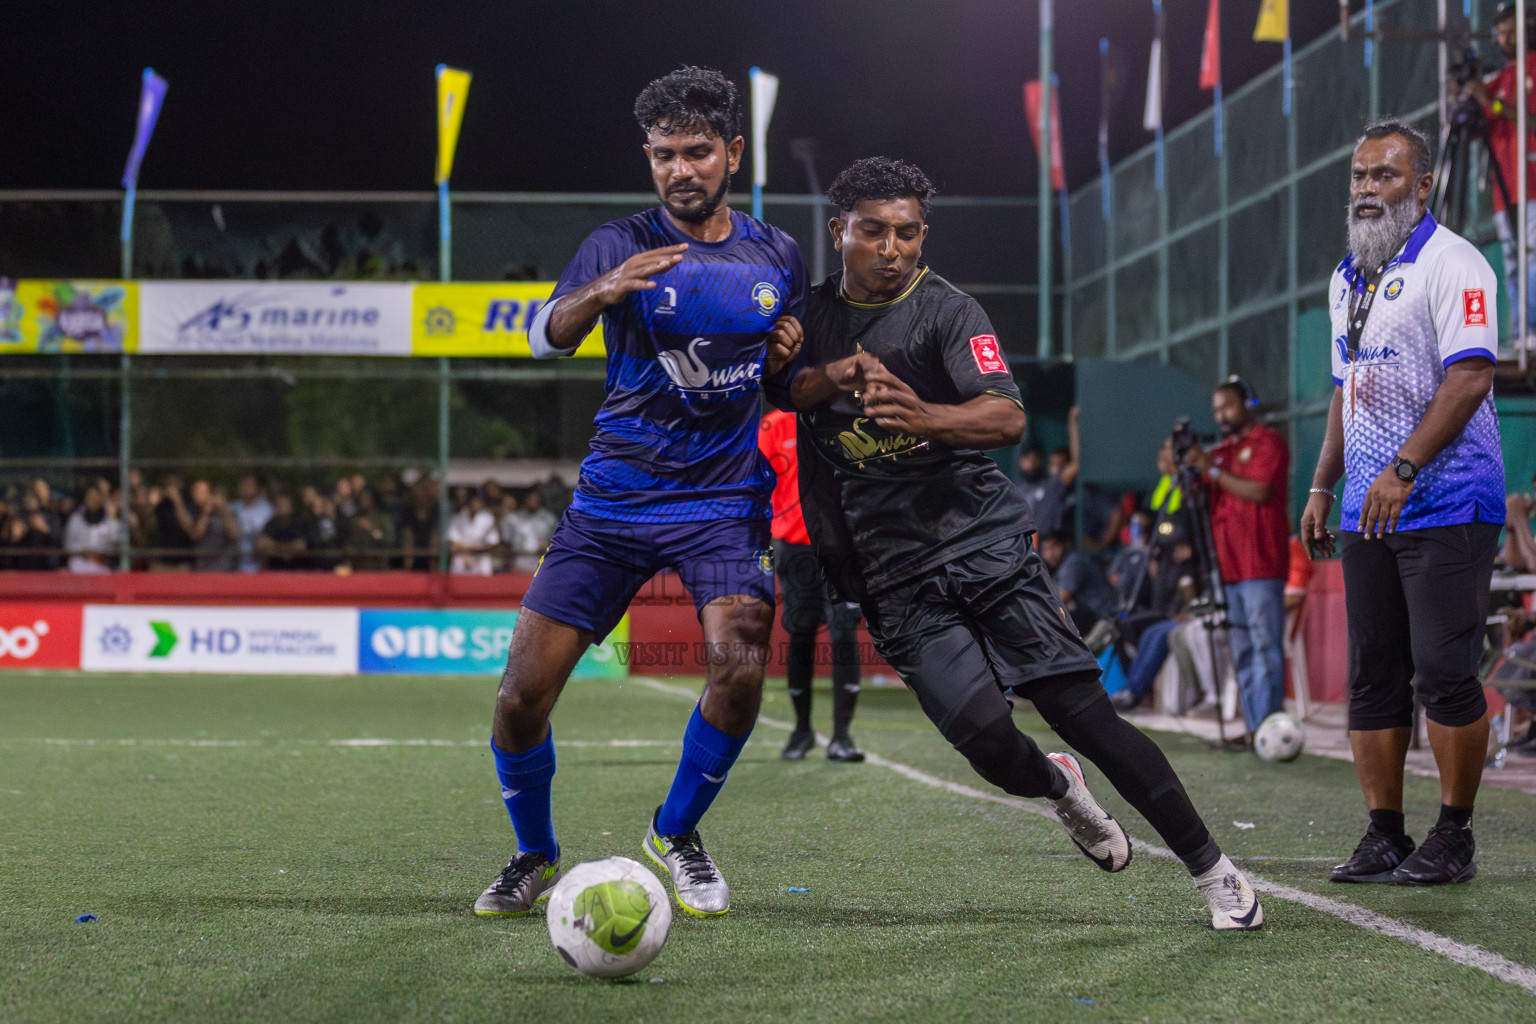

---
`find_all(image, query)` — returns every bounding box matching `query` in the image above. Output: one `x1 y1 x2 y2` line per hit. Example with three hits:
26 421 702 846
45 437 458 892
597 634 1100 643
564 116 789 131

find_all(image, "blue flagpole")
1059 188 1071 257
753 183 763 222
1152 0 1164 189
1283 36 1293 117
119 186 136 279
1214 81 1224 156
438 179 452 282
1365 0 1375 67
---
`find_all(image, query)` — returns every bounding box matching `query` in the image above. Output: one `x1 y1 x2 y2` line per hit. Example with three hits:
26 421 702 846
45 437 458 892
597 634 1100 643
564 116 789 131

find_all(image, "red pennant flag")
1023 80 1065 192
1200 0 1221 91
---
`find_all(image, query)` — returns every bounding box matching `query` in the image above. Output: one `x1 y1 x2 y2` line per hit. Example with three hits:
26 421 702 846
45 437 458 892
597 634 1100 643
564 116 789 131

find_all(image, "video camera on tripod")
1435 42 1516 232
1170 416 1214 462
1102 416 1236 742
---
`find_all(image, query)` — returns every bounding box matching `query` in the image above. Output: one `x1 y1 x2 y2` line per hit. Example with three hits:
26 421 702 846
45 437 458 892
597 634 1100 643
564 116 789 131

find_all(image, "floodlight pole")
1037 0 1053 359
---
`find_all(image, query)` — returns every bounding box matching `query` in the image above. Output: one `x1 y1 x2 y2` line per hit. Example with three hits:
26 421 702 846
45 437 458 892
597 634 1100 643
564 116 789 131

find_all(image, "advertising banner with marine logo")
137 281 414 355
80 605 358 674
358 608 627 677
0 280 619 357
410 282 603 357
0 603 83 669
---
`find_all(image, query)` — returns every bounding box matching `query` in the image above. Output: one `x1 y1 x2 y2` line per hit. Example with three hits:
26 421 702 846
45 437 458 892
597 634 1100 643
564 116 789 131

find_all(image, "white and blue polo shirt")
1327 213 1505 531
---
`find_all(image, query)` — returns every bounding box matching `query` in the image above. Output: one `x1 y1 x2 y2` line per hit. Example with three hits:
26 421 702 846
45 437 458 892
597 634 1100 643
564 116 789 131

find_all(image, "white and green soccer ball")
546 856 671 979
1254 712 1305 763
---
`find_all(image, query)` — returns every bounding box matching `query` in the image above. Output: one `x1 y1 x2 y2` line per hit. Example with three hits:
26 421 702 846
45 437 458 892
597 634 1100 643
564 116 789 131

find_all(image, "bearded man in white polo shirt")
1301 119 1504 887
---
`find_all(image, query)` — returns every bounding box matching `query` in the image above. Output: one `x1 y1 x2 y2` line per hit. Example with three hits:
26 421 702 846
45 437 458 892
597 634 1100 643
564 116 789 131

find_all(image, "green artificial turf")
2 671 1533 1023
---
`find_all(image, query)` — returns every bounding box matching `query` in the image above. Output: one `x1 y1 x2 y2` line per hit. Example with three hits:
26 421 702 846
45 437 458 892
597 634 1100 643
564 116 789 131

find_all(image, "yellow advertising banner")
0 280 138 354
411 282 603 357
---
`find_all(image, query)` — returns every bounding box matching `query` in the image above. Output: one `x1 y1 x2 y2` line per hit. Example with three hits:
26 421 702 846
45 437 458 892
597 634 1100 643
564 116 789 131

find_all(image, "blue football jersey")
551 207 807 524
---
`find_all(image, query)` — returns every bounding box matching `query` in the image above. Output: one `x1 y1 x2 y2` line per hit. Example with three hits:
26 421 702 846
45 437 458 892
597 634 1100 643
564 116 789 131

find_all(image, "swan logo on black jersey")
836 417 928 467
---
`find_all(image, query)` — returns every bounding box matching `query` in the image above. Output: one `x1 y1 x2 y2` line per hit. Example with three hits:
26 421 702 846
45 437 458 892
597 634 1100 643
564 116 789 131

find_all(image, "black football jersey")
790 268 1035 598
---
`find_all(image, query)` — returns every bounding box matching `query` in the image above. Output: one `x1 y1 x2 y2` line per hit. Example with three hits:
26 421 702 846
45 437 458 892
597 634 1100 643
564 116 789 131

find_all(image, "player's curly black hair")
633 66 741 141
826 157 937 218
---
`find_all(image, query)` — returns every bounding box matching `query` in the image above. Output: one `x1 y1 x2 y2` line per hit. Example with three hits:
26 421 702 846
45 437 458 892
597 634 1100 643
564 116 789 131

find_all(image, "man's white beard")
1347 193 1421 271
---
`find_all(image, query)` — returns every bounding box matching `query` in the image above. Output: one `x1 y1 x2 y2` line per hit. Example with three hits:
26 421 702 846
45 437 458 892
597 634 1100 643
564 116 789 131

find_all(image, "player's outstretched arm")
544 243 690 352
861 360 1024 449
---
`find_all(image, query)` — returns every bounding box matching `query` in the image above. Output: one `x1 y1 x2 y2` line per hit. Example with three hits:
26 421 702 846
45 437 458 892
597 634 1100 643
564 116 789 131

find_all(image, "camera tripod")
1432 90 1515 234
1112 457 1237 748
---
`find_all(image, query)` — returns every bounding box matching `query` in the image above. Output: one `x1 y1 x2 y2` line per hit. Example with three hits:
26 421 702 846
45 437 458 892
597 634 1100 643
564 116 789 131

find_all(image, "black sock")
1437 804 1473 830
830 627 860 738
787 634 814 731
1368 808 1406 838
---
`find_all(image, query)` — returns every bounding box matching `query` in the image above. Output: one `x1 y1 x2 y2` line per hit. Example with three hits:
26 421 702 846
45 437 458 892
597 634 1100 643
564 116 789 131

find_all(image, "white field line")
629 675 1536 998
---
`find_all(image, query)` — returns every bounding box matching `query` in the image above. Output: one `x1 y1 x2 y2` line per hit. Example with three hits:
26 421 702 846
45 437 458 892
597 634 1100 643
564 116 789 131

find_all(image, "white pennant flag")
1142 38 1162 132
750 67 779 188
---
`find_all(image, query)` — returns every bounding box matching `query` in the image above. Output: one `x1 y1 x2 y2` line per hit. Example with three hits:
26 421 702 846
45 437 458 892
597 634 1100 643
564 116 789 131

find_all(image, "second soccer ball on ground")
1254 712 1306 763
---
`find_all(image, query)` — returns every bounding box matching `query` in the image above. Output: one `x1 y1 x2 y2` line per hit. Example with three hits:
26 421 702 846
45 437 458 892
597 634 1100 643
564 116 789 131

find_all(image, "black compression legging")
924 670 1219 876
1026 670 1220 875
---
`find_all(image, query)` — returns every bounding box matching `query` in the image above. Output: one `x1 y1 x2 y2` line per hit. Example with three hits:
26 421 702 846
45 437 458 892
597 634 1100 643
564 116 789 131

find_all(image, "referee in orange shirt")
759 408 865 761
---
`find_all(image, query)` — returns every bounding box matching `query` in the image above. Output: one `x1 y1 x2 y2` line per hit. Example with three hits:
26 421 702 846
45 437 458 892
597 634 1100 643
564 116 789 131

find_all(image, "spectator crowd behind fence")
0 470 568 574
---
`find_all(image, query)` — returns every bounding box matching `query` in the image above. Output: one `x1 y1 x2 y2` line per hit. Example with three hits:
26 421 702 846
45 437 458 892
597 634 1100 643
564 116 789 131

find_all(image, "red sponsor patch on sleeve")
969 334 1007 374
1463 288 1488 327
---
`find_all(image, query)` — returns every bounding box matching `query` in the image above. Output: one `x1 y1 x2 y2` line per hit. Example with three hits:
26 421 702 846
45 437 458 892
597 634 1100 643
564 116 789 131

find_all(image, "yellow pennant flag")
1253 0 1288 42
435 65 472 184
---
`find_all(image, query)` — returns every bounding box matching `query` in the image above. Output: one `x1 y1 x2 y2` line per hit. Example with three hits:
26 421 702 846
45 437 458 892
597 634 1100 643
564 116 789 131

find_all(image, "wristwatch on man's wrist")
1390 456 1418 483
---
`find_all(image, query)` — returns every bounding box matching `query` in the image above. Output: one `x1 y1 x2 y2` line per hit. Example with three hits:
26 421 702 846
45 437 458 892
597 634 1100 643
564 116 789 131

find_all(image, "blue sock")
656 705 751 836
491 733 559 861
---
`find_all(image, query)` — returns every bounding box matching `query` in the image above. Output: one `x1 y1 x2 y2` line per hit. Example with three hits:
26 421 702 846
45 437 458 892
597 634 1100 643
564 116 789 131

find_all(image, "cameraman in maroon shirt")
1184 377 1291 747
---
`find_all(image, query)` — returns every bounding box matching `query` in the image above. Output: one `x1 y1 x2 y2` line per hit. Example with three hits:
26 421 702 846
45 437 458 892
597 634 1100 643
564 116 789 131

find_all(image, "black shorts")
772 539 860 638
1340 523 1500 731
861 533 1100 738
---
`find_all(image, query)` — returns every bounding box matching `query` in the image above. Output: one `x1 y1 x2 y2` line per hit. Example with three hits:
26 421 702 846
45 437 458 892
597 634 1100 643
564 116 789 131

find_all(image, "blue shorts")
521 508 775 641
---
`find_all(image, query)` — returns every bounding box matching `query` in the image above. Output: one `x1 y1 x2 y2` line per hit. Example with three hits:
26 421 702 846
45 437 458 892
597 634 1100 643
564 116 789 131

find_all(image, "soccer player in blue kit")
474 67 807 920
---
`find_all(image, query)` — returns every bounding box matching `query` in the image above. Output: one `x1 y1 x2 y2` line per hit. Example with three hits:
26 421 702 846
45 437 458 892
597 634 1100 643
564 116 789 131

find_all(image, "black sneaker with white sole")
780 729 815 760
825 734 865 762
1330 829 1416 883
1391 821 1477 886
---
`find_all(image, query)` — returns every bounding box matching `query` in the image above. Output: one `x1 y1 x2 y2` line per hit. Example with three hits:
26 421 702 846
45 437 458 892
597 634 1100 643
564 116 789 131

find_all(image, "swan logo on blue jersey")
751 281 781 317
1335 334 1401 366
656 337 758 395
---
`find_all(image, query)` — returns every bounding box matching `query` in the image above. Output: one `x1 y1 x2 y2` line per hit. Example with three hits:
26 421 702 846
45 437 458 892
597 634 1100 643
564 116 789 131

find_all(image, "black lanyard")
1345 262 1388 360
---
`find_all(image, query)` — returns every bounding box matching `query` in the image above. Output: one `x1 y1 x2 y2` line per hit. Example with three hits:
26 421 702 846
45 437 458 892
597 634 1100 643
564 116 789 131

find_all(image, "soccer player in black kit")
765 157 1263 930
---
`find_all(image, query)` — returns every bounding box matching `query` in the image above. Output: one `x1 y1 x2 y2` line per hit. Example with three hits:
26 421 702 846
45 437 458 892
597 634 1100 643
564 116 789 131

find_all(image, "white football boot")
1194 854 1265 931
1045 751 1133 872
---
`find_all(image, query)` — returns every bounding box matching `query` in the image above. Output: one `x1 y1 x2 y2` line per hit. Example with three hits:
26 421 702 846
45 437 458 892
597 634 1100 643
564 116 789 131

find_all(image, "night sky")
3 1 1354 197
